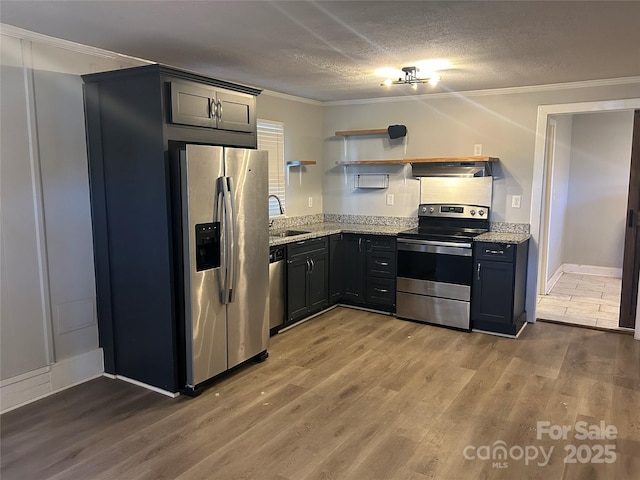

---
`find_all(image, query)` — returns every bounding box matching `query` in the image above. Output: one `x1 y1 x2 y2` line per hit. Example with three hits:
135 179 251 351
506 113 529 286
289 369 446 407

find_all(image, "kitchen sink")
269 229 310 238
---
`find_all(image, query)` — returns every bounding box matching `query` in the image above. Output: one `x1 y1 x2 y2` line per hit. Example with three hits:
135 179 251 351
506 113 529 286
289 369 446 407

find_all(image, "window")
257 119 286 216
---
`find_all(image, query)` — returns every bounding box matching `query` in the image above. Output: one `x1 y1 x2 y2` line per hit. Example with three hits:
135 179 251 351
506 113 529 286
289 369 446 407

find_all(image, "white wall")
1 36 52 381
563 111 634 269
322 83 640 222
545 115 573 282
0 27 147 412
257 93 324 218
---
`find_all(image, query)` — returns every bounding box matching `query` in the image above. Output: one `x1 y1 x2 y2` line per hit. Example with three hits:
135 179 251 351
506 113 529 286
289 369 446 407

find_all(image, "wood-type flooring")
2 307 639 479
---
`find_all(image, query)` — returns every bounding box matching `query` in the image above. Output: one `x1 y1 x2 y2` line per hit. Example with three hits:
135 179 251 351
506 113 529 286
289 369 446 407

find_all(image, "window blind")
257 119 286 216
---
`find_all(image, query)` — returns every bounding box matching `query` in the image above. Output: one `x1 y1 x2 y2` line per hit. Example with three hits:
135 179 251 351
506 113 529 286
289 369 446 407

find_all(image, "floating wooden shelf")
336 159 405 165
335 129 388 136
404 156 499 163
336 156 499 166
286 160 316 166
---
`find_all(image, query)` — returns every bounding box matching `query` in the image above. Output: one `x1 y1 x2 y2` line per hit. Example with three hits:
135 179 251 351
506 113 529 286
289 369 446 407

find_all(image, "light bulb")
382 78 392 86
411 82 418 90
428 75 441 86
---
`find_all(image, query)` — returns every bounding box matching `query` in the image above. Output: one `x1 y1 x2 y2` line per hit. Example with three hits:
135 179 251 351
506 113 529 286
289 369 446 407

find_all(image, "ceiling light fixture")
380 66 440 88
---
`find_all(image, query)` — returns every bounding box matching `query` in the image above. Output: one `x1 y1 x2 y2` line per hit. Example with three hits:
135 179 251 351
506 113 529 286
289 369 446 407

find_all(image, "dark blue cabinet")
471 241 529 336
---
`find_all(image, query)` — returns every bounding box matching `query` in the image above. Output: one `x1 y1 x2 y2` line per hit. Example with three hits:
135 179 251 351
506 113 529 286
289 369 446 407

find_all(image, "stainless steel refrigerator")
179 144 269 392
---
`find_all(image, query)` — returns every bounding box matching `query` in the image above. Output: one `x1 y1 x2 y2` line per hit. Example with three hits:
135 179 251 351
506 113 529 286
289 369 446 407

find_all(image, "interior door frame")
529 98 640 337
620 110 640 328
539 117 557 294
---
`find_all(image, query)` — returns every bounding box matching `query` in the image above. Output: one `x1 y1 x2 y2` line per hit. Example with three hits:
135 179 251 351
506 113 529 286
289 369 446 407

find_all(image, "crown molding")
0 23 153 64
323 77 640 106
261 89 323 106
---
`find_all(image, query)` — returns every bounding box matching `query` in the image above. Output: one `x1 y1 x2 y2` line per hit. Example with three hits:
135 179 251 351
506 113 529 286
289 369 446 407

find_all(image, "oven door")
396 238 473 329
397 239 472 292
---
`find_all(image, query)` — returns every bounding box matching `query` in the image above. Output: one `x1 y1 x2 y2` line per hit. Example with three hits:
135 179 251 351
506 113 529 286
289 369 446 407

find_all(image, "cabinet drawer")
288 237 328 258
366 251 396 277
366 277 396 306
474 242 514 262
367 236 395 251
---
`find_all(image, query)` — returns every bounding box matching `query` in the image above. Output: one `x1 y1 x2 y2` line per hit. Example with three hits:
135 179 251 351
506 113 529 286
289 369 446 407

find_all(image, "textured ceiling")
1 1 639 102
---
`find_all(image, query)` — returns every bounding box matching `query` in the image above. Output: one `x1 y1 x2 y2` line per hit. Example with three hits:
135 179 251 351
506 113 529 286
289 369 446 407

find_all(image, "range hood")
409 158 497 177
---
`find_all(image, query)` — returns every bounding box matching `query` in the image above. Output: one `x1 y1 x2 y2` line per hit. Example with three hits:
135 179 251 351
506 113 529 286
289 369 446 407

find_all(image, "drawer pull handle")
485 249 504 255
374 288 388 293
477 263 481 281
375 261 389 266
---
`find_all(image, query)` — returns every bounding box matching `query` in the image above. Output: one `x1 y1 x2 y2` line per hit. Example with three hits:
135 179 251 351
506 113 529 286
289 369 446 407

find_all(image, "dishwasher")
269 246 285 333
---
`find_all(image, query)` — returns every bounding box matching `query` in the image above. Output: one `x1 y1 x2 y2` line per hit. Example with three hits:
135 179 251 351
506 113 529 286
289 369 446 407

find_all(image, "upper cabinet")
170 80 255 133
83 64 261 148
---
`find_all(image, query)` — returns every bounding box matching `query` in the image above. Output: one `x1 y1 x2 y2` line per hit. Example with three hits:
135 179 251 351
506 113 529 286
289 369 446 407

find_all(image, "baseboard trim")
111 375 180 398
546 266 564 293
537 317 634 335
472 322 527 339
1 348 104 414
562 264 622 278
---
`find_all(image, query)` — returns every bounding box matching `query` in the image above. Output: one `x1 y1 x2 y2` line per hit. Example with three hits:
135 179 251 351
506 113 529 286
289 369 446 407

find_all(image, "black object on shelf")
387 124 407 139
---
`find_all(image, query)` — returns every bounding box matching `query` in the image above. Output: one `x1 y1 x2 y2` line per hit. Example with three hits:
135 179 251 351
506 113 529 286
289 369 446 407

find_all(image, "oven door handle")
397 239 472 256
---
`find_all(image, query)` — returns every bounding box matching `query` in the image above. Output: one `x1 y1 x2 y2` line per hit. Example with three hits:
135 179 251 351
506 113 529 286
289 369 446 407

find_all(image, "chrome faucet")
268 194 284 215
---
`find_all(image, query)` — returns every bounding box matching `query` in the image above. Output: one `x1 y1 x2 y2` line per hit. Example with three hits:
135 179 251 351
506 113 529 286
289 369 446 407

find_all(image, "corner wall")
0 28 146 412
545 115 573 285
257 93 324 218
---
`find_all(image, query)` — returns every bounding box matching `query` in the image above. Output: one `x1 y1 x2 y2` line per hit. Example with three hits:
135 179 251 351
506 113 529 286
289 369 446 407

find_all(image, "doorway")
537 111 633 330
529 98 640 336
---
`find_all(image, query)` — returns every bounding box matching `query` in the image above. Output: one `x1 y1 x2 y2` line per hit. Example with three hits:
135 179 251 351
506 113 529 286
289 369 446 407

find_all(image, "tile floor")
537 272 625 330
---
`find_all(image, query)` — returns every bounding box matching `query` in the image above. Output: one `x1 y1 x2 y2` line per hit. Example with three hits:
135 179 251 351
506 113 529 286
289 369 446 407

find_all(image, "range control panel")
418 204 490 219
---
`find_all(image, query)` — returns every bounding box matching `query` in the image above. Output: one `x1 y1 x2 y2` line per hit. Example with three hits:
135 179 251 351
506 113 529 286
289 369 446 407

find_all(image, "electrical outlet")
308 196 313 208
474 144 482 156
511 195 521 208
386 194 394 206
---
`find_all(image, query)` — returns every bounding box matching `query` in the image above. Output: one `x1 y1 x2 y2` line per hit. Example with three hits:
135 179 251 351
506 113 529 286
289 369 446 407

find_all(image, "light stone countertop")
474 232 531 244
269 221 531 246
269 222 409 246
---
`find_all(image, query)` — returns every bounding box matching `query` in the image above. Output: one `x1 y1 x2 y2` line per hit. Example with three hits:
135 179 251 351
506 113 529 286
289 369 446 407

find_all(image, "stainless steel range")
396 204 489 330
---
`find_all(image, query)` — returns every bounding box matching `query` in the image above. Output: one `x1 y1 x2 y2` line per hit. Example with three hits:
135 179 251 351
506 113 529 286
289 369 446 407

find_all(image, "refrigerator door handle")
217 176 230 304
226 176 238 303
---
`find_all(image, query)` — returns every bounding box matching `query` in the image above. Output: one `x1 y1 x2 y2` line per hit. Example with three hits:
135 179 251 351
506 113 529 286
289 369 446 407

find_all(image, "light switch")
474 144 482 156
386 194 394 206
308 196 313 208
511 195 521 208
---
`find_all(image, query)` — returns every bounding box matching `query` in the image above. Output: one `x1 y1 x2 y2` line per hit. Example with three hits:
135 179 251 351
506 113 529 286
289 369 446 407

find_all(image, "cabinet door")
170 82 216 128
308 251 329 313
286 256 309 323
342 235 365 303
471 260 514 325
329 234 343 304
216 90 255 133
